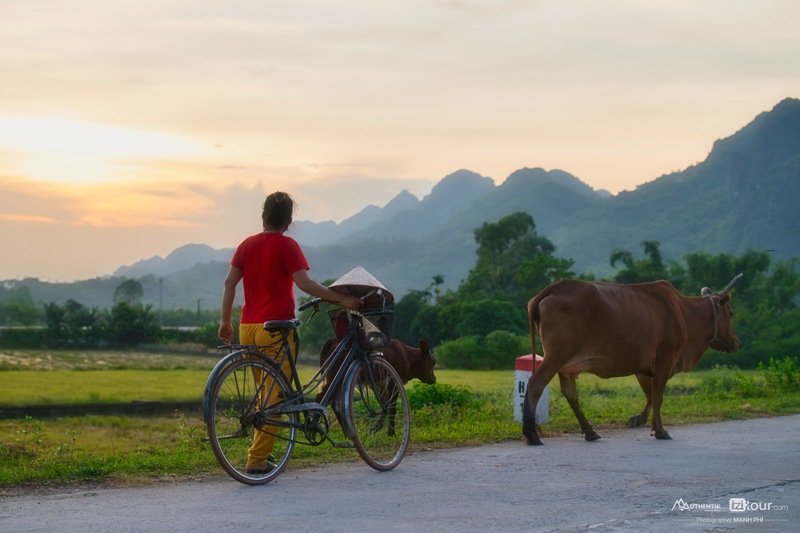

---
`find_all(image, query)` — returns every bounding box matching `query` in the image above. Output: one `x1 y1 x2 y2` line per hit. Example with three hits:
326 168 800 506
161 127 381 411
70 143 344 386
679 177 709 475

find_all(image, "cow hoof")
523 429 543 445
584 431 601 442
627 414 645 428
653 429 672 440
522 424 543 445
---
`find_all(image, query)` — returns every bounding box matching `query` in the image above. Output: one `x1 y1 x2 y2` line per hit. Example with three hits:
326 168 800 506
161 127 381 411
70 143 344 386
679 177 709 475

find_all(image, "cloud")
0 176 78 224
0 214 57 224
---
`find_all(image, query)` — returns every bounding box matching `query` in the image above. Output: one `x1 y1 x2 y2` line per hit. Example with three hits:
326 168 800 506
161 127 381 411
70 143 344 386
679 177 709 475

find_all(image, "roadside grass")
1 350 799 490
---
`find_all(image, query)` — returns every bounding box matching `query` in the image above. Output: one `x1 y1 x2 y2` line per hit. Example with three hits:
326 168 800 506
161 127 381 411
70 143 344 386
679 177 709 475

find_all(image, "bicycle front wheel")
342 356 410 471
206 356 296 485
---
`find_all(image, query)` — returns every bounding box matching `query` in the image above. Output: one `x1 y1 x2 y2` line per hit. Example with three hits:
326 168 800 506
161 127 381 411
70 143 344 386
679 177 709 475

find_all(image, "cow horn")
717 273 744 296
701 287 712 297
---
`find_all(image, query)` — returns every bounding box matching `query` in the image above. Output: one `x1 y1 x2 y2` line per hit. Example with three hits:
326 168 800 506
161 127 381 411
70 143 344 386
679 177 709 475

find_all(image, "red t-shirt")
231 232 310 322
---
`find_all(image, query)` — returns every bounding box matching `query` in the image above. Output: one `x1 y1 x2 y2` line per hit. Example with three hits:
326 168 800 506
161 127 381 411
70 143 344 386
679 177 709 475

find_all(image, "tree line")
0 279 220 349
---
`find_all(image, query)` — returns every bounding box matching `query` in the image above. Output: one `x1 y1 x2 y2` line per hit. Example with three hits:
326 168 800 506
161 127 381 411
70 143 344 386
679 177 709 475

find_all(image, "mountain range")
10 98 800 310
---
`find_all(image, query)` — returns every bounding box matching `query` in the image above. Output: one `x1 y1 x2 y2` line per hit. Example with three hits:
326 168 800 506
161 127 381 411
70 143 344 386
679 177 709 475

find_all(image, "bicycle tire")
206 355 296 485
342 355 410 471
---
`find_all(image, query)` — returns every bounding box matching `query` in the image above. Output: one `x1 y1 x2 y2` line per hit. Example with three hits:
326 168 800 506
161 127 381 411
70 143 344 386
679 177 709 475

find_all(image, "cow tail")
528 288 551 357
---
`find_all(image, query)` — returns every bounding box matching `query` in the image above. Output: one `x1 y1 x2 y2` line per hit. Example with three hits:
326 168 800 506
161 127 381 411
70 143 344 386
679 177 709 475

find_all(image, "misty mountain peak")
503 167 596 197
708 97 800 160
425 169 495 202
382 189 419 215
113 243 231 278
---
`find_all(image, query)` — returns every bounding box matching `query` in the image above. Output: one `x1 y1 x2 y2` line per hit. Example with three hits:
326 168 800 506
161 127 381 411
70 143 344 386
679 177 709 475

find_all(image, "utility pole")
158 278 163 328
196 298 204 326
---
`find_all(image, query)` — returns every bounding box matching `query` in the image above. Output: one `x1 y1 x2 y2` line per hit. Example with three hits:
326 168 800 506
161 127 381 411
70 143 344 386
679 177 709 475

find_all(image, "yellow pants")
239 322 298 468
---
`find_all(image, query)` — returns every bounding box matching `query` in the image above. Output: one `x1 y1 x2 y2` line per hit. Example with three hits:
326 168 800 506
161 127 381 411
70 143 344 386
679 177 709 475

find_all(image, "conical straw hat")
330 266 394 305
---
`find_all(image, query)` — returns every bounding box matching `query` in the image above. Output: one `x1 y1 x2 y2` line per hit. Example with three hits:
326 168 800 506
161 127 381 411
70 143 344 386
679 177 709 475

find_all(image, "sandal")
245 454 277 475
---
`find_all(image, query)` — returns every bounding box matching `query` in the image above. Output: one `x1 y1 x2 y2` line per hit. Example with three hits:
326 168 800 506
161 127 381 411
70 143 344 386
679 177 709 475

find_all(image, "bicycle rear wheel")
206 356 296 485
342 356 410 471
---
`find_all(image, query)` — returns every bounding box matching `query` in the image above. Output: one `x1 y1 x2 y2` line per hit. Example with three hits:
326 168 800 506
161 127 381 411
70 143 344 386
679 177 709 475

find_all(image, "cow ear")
718 293 732 306
418 339 430 354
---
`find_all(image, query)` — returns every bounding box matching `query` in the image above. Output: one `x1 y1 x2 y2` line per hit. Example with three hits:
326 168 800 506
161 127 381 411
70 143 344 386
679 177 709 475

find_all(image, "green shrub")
730 371 764 397
0 328 48 349
407 382 477 410
759 356 800 392
158 322 221 349
435 330 529 370
485 330 529 368
699 365 766 397
435 336 485 369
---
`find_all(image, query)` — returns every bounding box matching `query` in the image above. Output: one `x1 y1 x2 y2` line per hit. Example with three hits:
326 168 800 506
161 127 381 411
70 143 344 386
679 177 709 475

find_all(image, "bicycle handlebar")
298 297 322 312
297 288 381 312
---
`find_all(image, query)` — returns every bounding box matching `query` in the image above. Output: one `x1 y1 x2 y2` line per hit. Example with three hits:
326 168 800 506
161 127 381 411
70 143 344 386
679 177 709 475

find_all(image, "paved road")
2 416 799 532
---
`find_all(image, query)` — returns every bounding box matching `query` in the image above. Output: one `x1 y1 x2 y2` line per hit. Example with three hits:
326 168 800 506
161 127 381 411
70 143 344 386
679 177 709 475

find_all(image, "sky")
1 0 798 282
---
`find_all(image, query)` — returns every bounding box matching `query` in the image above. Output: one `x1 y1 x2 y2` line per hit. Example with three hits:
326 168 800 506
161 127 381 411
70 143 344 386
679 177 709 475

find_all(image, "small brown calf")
315 338 436 403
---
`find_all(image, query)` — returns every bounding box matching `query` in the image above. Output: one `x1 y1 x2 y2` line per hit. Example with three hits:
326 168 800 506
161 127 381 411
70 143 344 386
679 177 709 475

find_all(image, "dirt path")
2 415 799 532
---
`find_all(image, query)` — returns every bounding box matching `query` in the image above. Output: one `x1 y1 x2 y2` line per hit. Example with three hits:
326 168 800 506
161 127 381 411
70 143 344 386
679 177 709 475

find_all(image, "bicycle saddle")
263 319 301 331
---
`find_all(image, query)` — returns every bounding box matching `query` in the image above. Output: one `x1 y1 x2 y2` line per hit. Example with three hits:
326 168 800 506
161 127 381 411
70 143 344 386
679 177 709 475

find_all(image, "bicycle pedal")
333 442 355 449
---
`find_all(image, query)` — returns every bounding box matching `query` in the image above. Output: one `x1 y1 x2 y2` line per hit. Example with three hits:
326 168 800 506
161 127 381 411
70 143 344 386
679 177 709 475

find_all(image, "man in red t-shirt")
218 191 360 473
231 231 310 322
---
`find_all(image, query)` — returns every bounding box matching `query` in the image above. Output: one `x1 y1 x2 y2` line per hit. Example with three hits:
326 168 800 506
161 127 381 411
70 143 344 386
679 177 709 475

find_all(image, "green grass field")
0 349 517 405
1 349 798 489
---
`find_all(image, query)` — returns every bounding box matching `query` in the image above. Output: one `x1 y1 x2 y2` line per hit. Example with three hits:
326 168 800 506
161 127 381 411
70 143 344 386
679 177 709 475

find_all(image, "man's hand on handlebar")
297 285 381 312
338 294 362 310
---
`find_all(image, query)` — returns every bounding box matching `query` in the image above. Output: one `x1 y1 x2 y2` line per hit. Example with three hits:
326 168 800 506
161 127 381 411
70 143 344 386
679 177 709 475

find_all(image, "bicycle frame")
202 306 377 445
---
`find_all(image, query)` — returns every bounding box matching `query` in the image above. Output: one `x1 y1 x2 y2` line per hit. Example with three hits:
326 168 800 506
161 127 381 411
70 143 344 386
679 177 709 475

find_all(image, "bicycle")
202 287 410 485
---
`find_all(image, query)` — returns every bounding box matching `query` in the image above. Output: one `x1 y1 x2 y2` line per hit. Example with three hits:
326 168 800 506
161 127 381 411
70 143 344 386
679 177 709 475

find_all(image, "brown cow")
318 338 436 396
378 338 437 385
522 274 742 445
315 338 436 435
